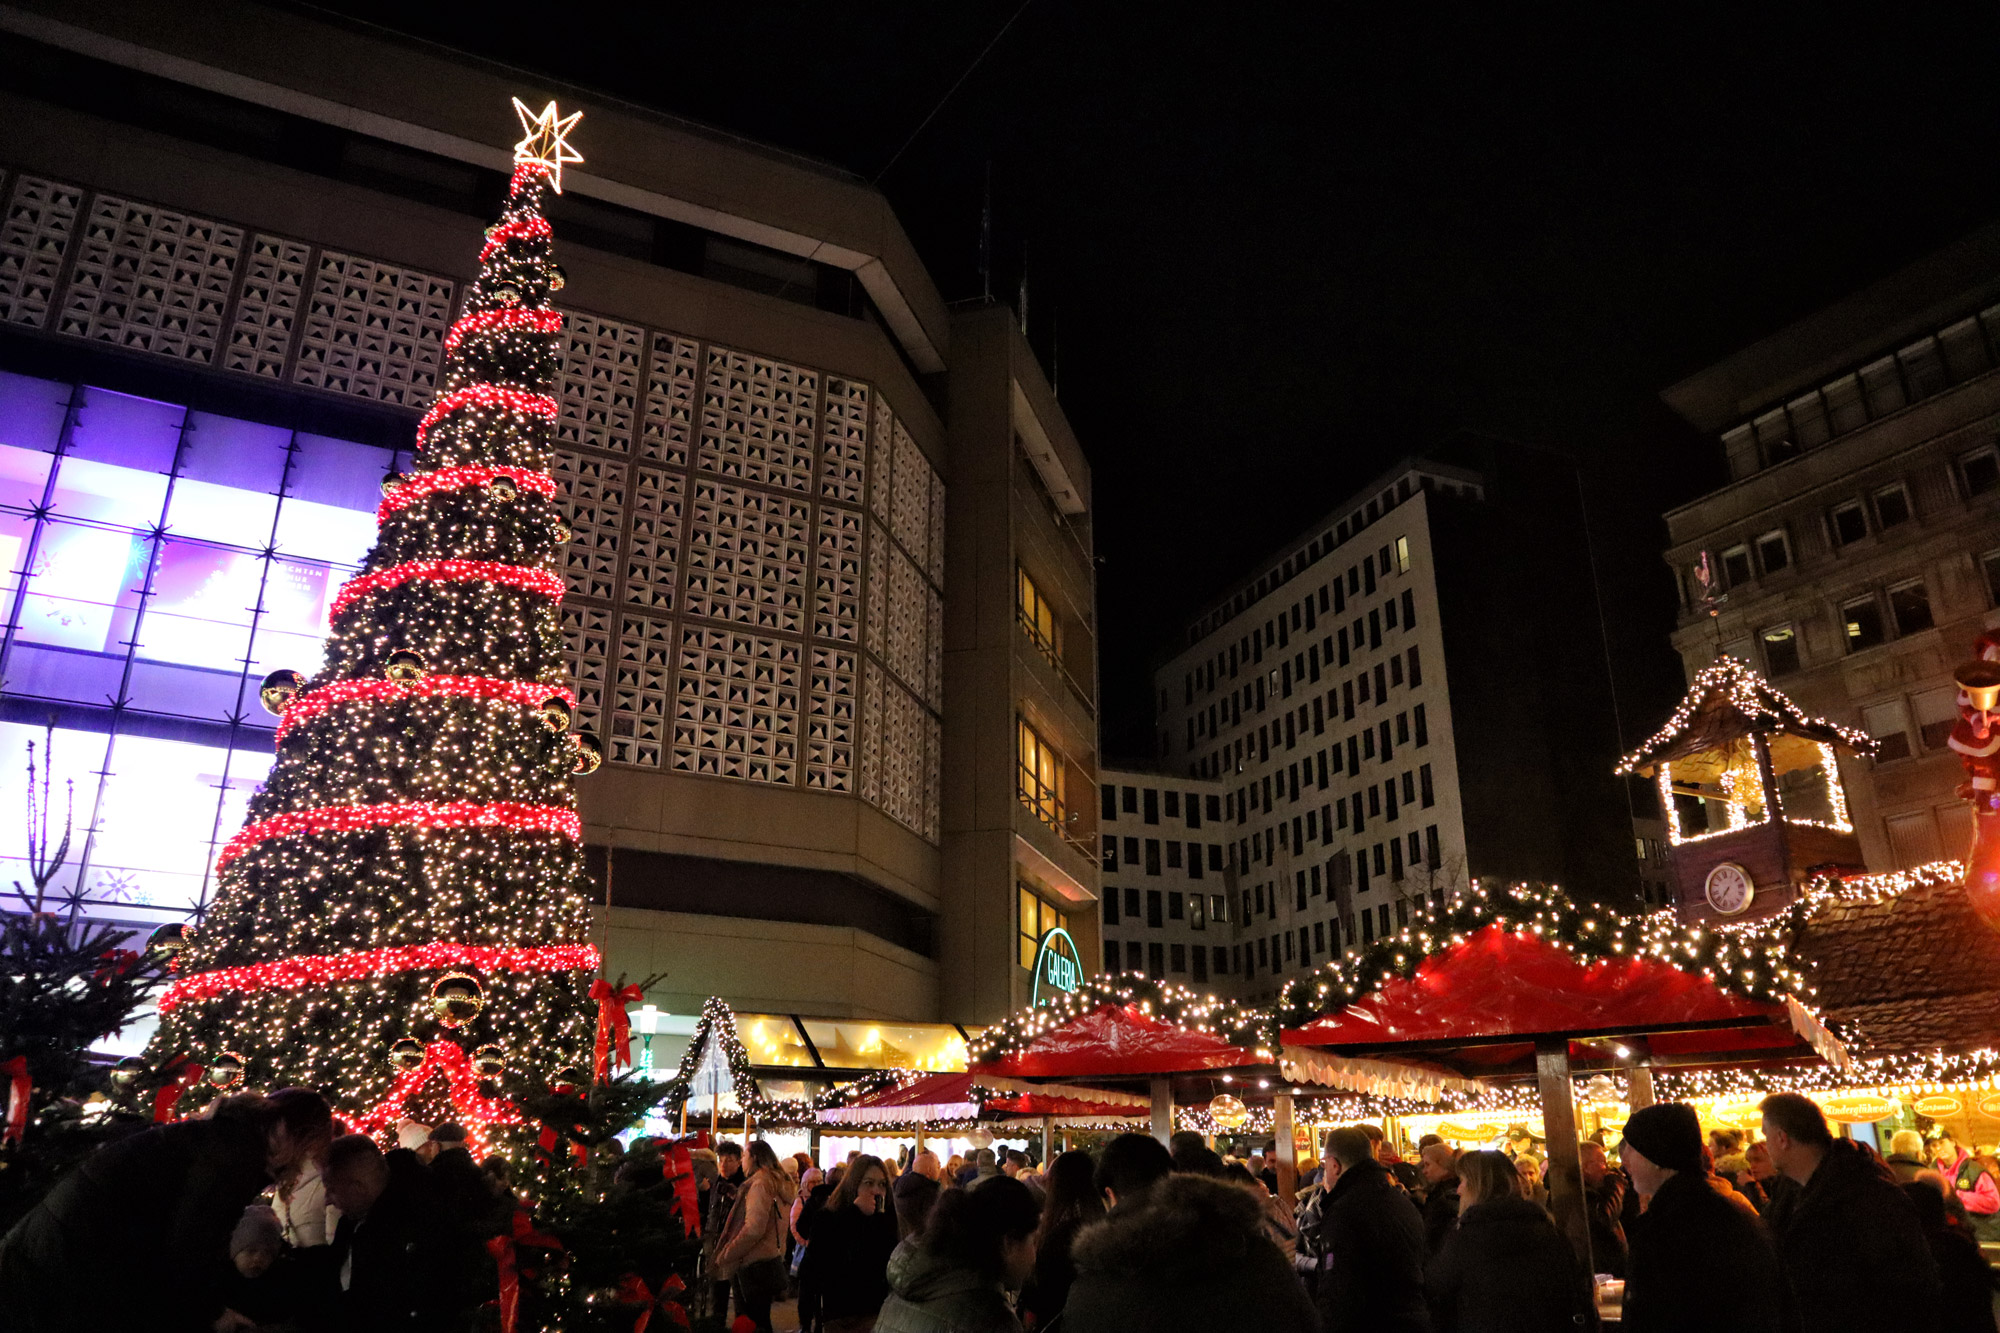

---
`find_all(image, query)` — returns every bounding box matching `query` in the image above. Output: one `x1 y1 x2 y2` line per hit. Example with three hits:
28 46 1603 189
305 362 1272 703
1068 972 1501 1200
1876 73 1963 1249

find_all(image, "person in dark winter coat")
1417 1143 1461 1257
0 1091 293 1333
1618 1103 1784 1333
1903 1180 1999 1333
1018 1149 1105 1331
1310 1125 1429 1333
800 1154 901 1331
1576 1141 1629 1278
1426 1151 1595 1333
875 1176 1041 1333
323 1132 481 1330
1759 1093 1943 1333
894 1150 944 1242
1059 1171 1318 1333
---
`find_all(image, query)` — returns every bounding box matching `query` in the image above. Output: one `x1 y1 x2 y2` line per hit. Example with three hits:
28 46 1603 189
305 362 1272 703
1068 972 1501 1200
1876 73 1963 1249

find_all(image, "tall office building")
1153 449 1640 1001
1661 221 2000 876
0 0 1095 1026
1095 765 1236 988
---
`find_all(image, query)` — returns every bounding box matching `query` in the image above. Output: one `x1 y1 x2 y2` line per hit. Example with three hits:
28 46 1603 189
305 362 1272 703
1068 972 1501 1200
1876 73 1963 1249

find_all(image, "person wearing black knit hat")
1617 1103 1786 1333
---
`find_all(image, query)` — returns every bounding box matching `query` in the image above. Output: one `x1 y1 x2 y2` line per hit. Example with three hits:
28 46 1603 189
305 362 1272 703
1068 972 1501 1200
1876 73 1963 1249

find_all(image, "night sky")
316 0 2000 759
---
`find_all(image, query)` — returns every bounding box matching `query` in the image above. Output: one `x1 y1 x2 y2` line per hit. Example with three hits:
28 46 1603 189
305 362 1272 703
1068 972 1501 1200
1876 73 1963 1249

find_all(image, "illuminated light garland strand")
967 976 1278 1068
376 465 559 522
415 383 559 450
329 559 564 622
442 306 566 358
215 799 581 871
1616 655 1876 775
159 940 601 1013
479 213 553 264
1272 878 1814 1028
275 676 576 744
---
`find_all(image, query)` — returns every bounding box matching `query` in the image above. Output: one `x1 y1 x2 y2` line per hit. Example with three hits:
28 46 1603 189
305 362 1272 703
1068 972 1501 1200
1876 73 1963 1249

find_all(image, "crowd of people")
0 1089 519 1331
4 1087 1999 1332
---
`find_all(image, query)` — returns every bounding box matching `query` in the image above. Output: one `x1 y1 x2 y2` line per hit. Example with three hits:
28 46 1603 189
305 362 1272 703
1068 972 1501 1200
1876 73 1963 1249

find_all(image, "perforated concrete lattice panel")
699 347 819 493
293 251 454 406
557 313 643 454
58 195 242 364
226 235 311 379
672 626 801 784
623 466 685 612
641 332 700 468
683 478 811 634
0 174 81 328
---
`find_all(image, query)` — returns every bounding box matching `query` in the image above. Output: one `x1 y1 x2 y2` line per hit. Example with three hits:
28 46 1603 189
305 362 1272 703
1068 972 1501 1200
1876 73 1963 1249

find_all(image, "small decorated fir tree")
147 100 602 1150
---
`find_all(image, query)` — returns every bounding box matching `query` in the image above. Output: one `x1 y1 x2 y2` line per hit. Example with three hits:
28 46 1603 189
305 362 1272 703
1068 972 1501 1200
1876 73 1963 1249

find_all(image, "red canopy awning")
971 1002 1264 1079
1283 924 1794 1054
815 1069 1151 1125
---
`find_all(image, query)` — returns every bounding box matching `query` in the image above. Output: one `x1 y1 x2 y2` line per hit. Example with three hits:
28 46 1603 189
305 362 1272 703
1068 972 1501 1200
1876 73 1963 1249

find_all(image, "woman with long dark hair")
1018 1150 1105 1330
716 1140 799 1333
1426 1150 1593 1333
876 1176 1041 1333
798 1153 900 1332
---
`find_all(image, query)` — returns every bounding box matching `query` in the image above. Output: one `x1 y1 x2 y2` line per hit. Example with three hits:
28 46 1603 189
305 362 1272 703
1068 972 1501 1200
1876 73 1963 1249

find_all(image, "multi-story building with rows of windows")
1094 766 1237 987
1661 221 2000 875
1152 449 1642 1001
0 0 1098 1030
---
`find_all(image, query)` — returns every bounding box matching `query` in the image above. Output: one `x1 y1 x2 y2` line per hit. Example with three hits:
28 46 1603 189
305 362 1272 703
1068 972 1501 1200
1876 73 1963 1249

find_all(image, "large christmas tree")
147 101 602 1150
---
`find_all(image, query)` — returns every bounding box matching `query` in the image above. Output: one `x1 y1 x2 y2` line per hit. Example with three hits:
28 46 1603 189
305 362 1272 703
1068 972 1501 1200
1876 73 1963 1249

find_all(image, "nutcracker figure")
1952 632 2000 932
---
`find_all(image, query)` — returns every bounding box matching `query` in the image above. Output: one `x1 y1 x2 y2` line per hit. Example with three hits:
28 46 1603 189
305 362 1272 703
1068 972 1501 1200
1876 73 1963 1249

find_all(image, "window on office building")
1760 625 1801 676
1874 483 1912 530
1842 596 1887 653
1889 579 1934 636
1017 719 1066 826
1962 446 2000 497
1830 500 1868 547
1755 529 1790 576
1019 566 1060 665
1017 886 1068 970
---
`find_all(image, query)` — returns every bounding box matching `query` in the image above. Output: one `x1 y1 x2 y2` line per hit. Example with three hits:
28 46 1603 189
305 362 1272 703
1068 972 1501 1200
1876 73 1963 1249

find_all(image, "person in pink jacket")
1931 1131 2000 1225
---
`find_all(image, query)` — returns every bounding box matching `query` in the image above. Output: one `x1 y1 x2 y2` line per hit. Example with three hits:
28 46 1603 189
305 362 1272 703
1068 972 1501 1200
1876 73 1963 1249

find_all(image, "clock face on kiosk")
1704 862 1755 916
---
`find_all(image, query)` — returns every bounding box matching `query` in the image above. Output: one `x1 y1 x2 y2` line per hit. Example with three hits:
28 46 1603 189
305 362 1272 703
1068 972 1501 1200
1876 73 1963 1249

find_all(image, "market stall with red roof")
1274 880 1847 1270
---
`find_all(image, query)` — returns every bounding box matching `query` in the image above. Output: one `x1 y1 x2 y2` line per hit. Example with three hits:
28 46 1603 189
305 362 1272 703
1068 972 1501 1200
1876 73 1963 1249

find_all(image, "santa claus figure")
1951 631 2000 806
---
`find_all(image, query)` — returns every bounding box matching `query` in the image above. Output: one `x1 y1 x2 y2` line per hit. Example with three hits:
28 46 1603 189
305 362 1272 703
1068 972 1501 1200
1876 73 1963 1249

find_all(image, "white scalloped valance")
1278 1047 1490 1103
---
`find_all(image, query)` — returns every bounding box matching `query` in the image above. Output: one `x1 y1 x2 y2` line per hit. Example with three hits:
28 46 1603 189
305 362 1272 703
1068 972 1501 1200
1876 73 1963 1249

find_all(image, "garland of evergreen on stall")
1274 879 1815 1028
656 997 911 1125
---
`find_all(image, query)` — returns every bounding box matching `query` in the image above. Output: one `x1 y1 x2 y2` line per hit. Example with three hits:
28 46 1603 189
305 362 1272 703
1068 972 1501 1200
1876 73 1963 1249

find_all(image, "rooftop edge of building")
1662 215 2000 436
0 0 951 372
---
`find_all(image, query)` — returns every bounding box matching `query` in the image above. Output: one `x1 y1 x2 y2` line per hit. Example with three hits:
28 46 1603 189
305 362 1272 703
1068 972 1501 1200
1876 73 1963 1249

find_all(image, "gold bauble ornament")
206 1052 245 1089
571 732 603 776
384 651 428 683
430 972 485 1028
539 696 573 734
553 521 573 544
109 1057 146 1088
549 264 567 293
1208 1093 1249 1129
388 1039 426 1071
380 472 404 497
259 670 305 716
488 475 518 502
472 1045 506 1077
492 285 520 304
146 922 190 956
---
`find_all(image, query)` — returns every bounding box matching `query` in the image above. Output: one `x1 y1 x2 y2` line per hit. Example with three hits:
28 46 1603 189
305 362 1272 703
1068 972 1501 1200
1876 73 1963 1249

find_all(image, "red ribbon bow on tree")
487 1207 567 1333
153 1062 203 1123
589 978 644 1080
2 1056 29 1145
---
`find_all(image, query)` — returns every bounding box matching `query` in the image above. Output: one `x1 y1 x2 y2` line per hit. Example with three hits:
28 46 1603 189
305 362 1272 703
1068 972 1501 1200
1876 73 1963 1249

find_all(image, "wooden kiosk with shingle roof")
1617 657 1875 926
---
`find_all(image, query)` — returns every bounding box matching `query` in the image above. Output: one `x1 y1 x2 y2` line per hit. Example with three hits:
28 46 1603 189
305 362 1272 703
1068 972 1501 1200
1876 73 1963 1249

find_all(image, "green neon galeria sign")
1032 927 1083 1006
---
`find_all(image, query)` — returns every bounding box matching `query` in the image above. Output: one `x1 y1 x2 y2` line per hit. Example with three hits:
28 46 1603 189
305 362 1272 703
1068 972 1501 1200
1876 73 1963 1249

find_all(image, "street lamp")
636 1003 660 1073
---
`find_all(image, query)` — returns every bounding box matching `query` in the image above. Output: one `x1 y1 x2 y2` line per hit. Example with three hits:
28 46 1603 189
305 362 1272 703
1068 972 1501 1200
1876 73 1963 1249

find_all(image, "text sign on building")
1032 927 1083 1007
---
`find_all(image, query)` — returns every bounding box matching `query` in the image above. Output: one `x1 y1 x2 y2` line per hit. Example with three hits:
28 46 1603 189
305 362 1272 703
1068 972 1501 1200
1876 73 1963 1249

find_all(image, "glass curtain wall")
0 370 391 930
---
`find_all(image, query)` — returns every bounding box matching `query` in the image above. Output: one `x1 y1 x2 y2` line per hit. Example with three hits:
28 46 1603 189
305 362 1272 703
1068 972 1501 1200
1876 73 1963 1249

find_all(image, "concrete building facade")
1661 222 2000 875
0 0 1095 1027
1151 449 1644 1002
1094 766 1236 988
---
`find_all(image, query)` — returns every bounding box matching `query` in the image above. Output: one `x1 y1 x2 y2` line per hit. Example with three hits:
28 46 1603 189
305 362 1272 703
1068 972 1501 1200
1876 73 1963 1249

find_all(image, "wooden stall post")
914 1123 925 1157
1628 1063 1656 1110
1042 1116 1054 1165
1150 1077 1173 1145
1536 1036 1596 1275
1273 1091 1298 1215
